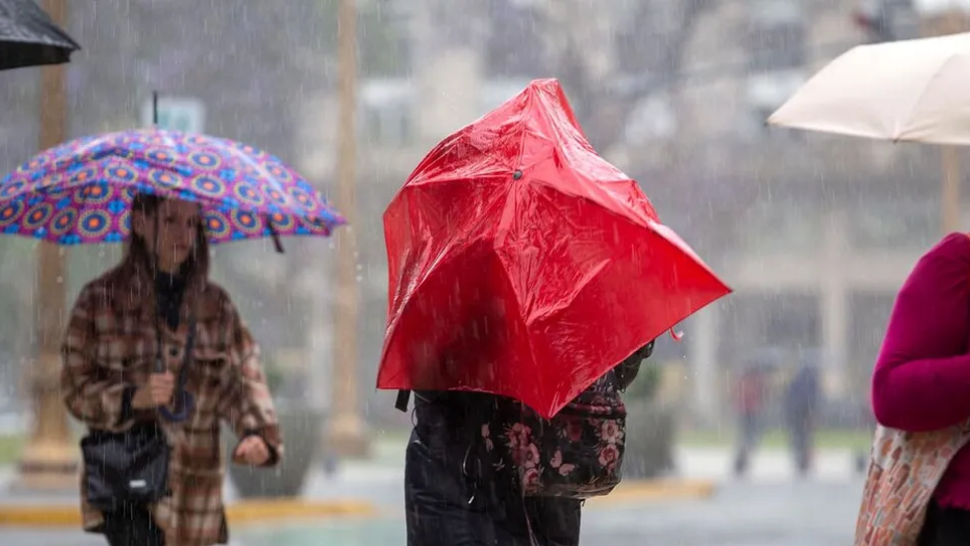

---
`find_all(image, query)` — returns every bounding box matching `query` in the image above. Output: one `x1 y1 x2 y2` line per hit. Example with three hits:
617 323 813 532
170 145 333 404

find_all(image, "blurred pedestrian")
733 363 769 477
784 362 820 477
61 194 283 546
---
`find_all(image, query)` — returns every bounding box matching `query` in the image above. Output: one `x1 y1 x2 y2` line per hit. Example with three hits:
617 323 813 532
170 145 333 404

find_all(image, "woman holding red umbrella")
383 79 728 546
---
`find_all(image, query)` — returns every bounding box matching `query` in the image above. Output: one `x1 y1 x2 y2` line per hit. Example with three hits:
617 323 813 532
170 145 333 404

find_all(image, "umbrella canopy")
0 129 344 245
768 32 970 145
0 0 79 71
377 79 731 418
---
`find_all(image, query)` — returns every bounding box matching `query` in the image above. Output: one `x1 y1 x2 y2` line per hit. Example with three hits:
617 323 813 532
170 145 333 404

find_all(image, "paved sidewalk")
237 479 866 546
0 445 864 510
678 446 864 483
0 445 866 545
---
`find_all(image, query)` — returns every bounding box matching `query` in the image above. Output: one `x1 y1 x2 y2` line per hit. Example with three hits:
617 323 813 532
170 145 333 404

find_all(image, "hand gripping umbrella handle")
159 393 195 423
154 312 198 424
153 356 195 423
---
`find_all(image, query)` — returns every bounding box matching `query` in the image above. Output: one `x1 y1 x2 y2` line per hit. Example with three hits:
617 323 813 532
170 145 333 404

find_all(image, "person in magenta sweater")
872 232 970 545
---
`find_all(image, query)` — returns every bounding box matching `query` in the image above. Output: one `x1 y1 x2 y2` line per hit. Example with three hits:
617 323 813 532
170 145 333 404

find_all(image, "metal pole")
942 146 961 232
15 0 77 491
924 10 968 233
325 0 370 458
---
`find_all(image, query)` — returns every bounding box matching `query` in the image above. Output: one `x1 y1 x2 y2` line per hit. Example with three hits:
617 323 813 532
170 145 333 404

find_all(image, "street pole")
942 146 961 233
919 7 969 233
325 0 370 458
15 0 77 490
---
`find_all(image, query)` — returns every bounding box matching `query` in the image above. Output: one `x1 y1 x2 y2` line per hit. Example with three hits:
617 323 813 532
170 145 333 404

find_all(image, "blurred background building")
0 0 957 436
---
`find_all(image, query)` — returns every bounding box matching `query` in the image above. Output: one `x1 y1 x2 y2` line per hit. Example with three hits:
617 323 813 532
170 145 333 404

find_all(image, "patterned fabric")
854 423 970 546
0 0 80 70
61 262 282 546
0 129 344 245
483 372 626 499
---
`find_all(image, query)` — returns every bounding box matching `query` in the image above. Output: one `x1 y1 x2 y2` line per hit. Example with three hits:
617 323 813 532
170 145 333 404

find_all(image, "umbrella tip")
152 91 159 126
513 170 523 180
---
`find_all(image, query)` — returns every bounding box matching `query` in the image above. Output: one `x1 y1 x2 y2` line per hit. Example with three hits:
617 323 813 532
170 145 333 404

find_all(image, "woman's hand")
131 372 175 410
233 435 271 466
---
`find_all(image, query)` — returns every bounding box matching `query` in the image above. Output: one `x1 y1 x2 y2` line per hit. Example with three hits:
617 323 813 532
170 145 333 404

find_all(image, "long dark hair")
125 193 210 282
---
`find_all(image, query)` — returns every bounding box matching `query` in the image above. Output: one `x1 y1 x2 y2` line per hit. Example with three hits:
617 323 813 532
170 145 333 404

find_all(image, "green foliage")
625 363 662 402
262 356 286 394
0 434 24 466
359 0 411 77
318 0 411 77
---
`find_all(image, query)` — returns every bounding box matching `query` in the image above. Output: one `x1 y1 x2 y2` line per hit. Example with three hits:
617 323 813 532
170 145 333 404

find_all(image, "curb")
0 499 377 528
585 478 717 507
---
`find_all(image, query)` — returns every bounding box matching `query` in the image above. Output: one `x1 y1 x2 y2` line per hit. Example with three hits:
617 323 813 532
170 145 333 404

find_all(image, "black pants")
786 414 815 476
405 430 582 546
404 396 582 546
102 503 165 546
919 501 970 546
734 412 761 476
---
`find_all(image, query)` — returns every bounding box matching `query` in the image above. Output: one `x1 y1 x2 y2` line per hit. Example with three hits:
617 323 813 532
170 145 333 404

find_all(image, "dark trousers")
734 412 762 475
919 501 970 546
787 415 815 475
102 503 165 546
405 422 582 546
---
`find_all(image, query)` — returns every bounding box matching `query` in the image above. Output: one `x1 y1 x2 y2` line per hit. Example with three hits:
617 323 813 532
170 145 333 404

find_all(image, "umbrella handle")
159 393 195 423
152 91 159 126
152 357 194 422
266 215 284 254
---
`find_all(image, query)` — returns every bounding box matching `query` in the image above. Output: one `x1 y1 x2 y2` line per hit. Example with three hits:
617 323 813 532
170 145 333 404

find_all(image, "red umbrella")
377 79 731 418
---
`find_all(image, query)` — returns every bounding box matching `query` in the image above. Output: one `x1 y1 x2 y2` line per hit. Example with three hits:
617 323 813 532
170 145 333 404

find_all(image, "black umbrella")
0 0 79 71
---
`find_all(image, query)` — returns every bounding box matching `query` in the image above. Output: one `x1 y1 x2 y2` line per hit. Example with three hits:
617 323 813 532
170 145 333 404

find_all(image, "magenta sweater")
872 232 970 508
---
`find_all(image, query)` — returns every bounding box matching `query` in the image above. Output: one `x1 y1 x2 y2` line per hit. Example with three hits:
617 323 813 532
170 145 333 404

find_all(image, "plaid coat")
61 262 283 546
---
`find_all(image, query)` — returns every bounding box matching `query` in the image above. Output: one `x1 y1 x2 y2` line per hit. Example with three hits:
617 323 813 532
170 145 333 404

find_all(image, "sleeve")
871 233 970 432
60 284 144 432
615 340 655 391
216 296 283 466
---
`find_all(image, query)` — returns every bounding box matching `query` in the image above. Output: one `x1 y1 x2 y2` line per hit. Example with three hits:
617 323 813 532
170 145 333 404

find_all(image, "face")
133 199 202 273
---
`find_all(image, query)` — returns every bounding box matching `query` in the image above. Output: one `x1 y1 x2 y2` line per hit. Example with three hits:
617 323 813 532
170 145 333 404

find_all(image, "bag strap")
395 389 411 413
158 310 197 423
176 311 198 390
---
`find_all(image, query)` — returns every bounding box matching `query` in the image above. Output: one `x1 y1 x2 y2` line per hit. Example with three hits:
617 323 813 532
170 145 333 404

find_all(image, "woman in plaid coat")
60 194 283 546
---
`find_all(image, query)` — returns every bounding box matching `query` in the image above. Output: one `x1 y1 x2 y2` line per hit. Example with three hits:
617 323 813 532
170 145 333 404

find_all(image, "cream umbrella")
768 31 970 231
768 32 970 144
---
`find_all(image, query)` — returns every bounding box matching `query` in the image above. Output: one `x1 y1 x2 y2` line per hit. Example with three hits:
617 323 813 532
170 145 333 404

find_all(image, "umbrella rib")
894 54 961 141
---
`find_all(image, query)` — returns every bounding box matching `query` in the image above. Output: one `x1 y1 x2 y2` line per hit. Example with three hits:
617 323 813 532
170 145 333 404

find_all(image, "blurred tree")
546 0 716 154
357 0 411 77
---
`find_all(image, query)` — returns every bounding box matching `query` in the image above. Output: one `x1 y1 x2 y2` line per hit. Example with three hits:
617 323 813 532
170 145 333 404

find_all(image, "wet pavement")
0 480 863 546
0 446 866 545
238 479 863 546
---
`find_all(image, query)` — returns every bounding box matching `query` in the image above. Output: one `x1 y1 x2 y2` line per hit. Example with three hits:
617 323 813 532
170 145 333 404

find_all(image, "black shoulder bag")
81 313 197 512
